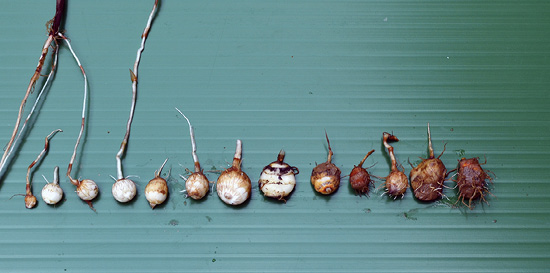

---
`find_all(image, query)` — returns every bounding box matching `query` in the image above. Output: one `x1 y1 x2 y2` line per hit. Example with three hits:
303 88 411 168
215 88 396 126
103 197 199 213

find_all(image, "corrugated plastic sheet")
0 0 549 272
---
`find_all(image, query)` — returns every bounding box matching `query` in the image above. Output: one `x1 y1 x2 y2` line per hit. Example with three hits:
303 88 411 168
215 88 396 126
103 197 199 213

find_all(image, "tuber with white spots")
145 159 169 209
259 150 299 202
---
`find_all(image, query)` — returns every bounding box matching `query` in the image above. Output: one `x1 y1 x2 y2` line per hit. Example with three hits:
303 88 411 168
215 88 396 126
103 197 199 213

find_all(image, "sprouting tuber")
216 140 251 205
311 132 341 195
382 132 408 198
41 166 63 205
145 159 169 209
24 129 62 208
409 123 447 201
112 0 159 203
175 107 210 200
63 35 98 211
349 149 375 196
455 157 493 209
258 150 299 202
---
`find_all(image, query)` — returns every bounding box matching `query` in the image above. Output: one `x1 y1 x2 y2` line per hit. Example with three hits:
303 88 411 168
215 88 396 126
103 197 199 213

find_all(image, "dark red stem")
50 0 66 36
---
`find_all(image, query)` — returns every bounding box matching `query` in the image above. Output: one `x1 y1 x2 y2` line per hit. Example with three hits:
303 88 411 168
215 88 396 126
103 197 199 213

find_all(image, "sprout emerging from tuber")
63 34 98 211
259 150 299 202
454 157 493 209
25 129 62 209
41 166 63 205
409 123 447 202
145 158 169 209
382 132 409 198
113 0 159 203
216 140 251 206
175 107 210 200
349 149 375 197
311 132 341 195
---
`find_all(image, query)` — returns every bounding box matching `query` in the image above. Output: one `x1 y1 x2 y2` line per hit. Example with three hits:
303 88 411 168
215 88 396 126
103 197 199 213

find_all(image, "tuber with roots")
382 132 408 198
455 157 493 209
175 107 210 200
409 123 447 202
349 149 375 197
112 0 159 203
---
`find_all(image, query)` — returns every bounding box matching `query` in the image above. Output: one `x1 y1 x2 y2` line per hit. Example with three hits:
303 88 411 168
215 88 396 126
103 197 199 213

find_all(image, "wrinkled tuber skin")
409 124 447 202
410 158 447 201
312 162 341 195
456 157 491 209
349 150 375 196
311 132 341 195
386 170 409 197
382 132 409 198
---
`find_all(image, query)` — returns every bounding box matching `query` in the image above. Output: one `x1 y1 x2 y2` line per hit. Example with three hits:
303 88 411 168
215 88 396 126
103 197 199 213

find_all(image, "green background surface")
0 0 549 272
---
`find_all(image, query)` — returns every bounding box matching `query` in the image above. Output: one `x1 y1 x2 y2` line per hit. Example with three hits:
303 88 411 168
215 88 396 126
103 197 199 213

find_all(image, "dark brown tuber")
349 149 375 196
455 157 493 209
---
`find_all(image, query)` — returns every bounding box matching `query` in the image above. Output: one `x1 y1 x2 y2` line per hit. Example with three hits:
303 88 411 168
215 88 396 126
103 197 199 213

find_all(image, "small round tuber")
145 159 169 209
349 149 375 196
311 132 341 195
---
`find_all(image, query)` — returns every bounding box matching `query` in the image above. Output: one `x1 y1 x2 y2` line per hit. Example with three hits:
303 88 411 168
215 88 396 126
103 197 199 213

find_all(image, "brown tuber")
216 140 251 206
455 157 493 209
409 123 447 202
382 132 409 198
349 149 375 196
311 132 341 195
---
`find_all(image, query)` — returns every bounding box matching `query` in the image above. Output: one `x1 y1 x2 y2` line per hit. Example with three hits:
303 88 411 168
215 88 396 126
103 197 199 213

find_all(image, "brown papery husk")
386 170 408 197
456 157 491 209
186 171 209 200
311 162 341 195
410 158 447 201
217 166 252 205
349 166 371 196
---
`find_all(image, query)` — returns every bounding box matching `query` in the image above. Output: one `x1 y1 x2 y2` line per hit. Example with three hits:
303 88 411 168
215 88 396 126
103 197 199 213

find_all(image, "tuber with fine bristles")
349 149 375 196
382 132 408 198
409 123 447 202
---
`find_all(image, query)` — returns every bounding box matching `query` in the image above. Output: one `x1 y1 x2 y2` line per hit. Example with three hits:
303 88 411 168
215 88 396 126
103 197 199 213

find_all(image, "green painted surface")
0 0 549 272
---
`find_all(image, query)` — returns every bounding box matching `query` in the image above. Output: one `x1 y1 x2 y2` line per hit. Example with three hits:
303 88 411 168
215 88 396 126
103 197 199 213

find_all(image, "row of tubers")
31 123 492 210
312 124 492 209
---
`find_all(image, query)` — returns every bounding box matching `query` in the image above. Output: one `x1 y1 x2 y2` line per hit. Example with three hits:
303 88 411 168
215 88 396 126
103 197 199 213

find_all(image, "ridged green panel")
0 0 549 272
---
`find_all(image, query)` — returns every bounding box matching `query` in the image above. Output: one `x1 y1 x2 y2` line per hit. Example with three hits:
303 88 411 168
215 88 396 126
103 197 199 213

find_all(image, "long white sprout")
116 0 159 180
